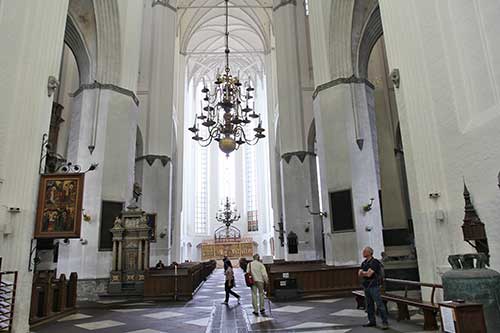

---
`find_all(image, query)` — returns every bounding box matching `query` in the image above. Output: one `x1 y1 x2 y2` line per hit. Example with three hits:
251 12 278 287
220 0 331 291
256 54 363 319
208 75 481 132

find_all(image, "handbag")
245 262 255 287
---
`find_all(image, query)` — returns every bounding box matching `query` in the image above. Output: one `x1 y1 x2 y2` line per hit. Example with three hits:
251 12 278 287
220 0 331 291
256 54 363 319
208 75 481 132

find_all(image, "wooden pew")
144 260 216 300
29 271 78 325
352 278 442 331
266 262 359 298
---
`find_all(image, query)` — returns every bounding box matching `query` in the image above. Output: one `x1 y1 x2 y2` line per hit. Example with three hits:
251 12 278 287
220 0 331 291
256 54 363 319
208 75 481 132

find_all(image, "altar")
201 198 254 260
201 237 254 260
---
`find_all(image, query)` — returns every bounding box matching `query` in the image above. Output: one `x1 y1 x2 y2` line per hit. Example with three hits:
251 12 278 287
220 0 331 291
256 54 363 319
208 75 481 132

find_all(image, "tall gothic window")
219 151 235 199
194 145 208 234
194 81 209 234
245 145 258 231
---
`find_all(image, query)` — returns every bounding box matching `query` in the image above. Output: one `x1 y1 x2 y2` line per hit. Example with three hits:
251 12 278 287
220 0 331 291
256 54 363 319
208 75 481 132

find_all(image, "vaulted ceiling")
177 0 273 82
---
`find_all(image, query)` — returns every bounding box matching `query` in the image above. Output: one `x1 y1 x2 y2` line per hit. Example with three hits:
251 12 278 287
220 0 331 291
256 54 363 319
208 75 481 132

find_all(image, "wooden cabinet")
439 301 486 333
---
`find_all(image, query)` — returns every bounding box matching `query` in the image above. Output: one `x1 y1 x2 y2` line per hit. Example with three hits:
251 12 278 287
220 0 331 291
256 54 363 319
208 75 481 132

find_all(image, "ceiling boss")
188 0 266 156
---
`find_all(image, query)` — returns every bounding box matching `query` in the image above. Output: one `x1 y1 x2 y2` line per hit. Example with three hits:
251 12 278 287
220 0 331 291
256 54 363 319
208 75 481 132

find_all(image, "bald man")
358 247 388 330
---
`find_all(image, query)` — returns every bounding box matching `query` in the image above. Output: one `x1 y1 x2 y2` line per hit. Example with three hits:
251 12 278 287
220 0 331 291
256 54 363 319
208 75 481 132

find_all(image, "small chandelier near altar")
216 197 240 228
188 0 265 156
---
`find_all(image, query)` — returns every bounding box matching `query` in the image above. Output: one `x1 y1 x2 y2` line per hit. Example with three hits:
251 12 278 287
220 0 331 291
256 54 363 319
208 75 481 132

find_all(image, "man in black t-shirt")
358 246 389 330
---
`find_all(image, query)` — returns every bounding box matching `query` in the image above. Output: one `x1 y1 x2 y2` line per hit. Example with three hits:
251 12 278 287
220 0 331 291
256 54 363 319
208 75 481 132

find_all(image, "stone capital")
312 75 374 100
152 0 177 11
273 0 296 12
136 154 171 167
70 81 140 106
281 151 316 164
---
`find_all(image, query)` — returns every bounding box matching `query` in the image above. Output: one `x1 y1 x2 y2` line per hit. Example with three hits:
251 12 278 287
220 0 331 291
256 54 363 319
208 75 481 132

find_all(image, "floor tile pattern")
34 268 437 333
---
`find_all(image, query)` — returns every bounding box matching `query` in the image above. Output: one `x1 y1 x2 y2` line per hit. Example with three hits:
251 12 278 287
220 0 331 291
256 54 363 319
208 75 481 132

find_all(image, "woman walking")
222 260 240 305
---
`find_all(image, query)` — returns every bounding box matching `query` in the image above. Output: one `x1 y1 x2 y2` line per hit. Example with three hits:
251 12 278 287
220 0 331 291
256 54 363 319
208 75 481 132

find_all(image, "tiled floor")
33 269 437 333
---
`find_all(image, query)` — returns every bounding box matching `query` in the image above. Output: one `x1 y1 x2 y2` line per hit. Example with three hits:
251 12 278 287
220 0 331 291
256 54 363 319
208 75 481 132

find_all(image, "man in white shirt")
247 253 269 315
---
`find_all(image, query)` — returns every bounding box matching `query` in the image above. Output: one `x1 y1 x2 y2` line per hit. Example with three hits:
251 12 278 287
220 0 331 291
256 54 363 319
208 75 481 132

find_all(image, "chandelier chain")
188 0 265 155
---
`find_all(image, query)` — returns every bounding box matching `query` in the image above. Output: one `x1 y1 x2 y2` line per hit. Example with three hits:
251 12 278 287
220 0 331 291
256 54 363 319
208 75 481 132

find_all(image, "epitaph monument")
108 204 150 295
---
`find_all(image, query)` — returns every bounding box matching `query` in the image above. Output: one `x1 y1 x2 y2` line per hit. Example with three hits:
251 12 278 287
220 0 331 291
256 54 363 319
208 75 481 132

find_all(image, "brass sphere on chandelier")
219 136 237 155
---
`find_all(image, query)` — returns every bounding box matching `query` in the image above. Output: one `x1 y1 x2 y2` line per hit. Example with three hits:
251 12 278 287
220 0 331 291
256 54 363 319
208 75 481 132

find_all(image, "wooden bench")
352 278 442 331
265 262 359 297
144 260 216 300
29 271 78 326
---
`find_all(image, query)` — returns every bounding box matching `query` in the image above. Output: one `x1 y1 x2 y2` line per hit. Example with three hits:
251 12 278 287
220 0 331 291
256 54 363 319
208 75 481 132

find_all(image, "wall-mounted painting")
35 173 84 239
146 213 156 242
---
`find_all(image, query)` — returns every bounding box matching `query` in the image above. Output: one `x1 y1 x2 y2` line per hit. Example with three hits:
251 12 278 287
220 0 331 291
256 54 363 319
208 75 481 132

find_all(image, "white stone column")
264 49 285 260
308 0 384 265
314 83 384 265
0 1 69 331
376 0 494 282
138 0 177 264
273 0 322 261
56 86 139 290
171 52 187 263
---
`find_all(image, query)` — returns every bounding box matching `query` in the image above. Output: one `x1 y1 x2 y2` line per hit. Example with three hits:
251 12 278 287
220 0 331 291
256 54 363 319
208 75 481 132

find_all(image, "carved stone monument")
108 206 150 295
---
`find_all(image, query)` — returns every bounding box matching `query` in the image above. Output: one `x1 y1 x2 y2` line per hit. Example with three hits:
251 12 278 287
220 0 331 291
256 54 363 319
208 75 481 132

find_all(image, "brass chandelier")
216 197 241 228
188 0 265 156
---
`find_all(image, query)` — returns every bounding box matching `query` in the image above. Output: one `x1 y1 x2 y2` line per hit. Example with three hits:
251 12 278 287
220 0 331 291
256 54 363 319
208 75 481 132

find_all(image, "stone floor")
32 269 437 333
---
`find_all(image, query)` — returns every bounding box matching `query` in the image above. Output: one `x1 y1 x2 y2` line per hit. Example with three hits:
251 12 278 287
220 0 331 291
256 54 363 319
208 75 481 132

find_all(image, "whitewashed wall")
379 0 500 283
0 1 69 331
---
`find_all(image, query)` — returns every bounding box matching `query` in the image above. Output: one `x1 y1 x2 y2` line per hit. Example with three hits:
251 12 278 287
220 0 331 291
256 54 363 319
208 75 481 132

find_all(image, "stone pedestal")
443 253 500 332
108 206 150 295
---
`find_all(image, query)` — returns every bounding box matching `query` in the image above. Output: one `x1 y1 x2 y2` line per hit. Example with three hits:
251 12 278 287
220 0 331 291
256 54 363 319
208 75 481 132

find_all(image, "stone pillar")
56 83 138 295
57 87 107 282
273 0 322 260
137 0 178 265
264 49 285 260
171 51 187 264
313 82 384 264
0 1 69 331
308 0 384 265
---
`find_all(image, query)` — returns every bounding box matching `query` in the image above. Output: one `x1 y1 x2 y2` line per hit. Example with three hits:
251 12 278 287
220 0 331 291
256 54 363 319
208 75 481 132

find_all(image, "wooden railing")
0 271 17 332
29 271 77 325
384 278 443 305
144 260 216 300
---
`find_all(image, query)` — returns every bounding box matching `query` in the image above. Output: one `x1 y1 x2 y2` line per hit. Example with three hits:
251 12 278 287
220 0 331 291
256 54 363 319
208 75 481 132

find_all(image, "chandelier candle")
188 0 265 156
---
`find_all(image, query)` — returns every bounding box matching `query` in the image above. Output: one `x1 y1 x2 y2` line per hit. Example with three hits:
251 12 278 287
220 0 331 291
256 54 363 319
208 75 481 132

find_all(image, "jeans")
365 286 388 324
224 280 240 302
251 281 265 312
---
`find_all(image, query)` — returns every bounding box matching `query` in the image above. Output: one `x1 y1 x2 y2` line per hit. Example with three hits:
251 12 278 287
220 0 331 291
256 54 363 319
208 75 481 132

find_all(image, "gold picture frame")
35 173 84 239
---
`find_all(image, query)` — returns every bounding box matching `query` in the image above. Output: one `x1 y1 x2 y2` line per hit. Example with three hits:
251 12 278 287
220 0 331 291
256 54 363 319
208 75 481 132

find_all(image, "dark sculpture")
461 183 489 265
